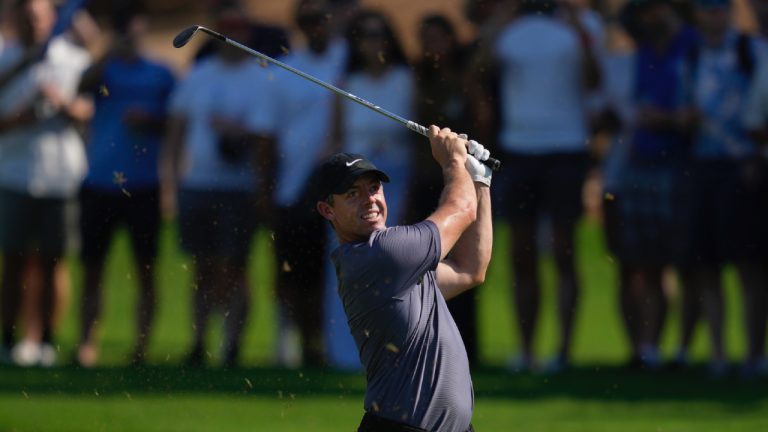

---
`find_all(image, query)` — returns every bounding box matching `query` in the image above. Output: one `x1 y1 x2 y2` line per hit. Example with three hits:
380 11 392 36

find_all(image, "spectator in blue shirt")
674 0 764 376
75 3 175 367
614 0 699 369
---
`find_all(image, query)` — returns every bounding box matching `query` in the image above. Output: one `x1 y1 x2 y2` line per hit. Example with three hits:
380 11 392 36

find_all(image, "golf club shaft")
176 26 501 171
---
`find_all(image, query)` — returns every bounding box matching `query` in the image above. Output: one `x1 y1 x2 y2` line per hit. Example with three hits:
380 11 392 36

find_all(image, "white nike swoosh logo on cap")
345 159 363 167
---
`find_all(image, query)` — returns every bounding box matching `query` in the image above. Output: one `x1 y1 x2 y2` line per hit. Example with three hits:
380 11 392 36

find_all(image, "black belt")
358 412 475 432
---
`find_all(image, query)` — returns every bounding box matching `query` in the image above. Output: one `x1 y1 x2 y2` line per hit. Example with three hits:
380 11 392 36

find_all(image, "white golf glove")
460 134 492 187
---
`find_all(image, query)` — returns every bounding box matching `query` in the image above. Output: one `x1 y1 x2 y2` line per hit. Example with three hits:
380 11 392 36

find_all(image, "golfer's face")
334 174 387 240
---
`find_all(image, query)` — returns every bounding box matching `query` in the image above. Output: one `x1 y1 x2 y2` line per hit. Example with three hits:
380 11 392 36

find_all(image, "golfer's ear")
316 201 334 221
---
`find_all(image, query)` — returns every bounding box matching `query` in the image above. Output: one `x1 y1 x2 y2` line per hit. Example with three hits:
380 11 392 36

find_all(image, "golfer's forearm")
474 184 492 273
429 159 477 259
440 160 477 216
437 161 477 225
447 184 492 286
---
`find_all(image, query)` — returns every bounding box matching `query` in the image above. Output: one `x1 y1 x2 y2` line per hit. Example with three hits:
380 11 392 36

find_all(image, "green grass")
2 364 767 431
1 220 766 431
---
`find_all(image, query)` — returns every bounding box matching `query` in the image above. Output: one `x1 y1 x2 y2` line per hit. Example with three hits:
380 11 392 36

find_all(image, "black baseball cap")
312 153 389 201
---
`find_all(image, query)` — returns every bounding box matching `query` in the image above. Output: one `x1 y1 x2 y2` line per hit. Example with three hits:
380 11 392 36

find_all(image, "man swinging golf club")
315 126 493 432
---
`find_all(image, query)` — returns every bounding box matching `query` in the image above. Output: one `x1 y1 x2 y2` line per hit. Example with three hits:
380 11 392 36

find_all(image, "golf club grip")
407 122 501 172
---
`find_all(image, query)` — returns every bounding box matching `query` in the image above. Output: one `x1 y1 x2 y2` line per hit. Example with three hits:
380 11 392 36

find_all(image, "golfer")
315 126 492 432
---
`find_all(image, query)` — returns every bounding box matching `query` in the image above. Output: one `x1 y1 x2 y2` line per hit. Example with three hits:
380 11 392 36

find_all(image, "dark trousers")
272 206 326 366
358 412 475 432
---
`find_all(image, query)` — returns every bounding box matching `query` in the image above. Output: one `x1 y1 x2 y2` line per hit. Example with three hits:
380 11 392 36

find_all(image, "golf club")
173 25 501 172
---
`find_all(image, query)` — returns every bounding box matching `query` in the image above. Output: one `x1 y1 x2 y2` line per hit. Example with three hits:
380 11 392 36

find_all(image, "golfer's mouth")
361 210 380 222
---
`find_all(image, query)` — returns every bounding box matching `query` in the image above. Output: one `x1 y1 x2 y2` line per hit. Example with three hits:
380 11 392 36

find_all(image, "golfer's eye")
346 190 358 199
369 183 381 194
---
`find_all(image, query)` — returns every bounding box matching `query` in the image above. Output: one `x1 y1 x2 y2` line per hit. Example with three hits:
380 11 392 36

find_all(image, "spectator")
12 4 99 367
597 49 636 367
738 0 768 378
613 0 699 370
0 0 92 366
75 3 175 367
334 9 414 226
490 0 600 372
250 0 347 368
752 0 768 57
671 0 764 376
463 0 511 149
162 7 273 368
408 15 471 224
407 13 479 367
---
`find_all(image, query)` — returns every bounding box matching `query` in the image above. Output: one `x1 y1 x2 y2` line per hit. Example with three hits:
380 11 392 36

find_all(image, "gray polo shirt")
331 221 473 432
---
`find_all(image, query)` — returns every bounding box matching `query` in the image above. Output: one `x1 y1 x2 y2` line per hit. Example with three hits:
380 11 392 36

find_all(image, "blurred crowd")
0 0 767 379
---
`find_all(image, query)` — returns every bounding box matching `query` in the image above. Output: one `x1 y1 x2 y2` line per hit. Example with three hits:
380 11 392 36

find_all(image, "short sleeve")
369 221 442 291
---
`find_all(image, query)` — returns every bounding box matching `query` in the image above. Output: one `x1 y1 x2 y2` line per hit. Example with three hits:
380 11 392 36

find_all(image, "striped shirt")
332 221 473 431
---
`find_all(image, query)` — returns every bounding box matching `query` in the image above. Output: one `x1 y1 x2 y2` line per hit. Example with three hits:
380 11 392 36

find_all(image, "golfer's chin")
360 216 385 234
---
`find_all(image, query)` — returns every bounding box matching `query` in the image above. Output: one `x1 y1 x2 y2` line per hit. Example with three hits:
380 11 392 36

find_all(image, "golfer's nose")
361 188 380 206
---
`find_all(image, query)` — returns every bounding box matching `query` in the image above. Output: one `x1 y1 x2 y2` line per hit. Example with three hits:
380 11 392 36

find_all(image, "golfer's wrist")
441 156 466 171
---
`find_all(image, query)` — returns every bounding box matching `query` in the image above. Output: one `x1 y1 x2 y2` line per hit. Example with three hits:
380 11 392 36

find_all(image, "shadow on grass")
1 363 766 405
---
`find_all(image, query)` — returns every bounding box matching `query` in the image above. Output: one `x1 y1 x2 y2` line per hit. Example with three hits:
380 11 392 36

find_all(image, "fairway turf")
1 220 766 430
2 365 767 431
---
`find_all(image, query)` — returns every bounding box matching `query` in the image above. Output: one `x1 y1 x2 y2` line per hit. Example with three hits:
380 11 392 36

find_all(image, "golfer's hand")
428 125 468 168
460 134 492 187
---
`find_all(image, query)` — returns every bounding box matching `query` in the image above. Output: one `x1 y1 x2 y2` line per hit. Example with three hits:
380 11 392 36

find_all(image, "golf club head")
173 25 202 48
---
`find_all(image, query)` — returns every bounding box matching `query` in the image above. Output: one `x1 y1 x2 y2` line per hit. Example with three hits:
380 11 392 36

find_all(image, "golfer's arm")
437 184 492 300
427 159 477 260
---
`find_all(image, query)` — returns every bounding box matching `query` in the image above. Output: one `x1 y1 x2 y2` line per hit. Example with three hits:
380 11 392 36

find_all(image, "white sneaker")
38 344 57 367
11 340 41 367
